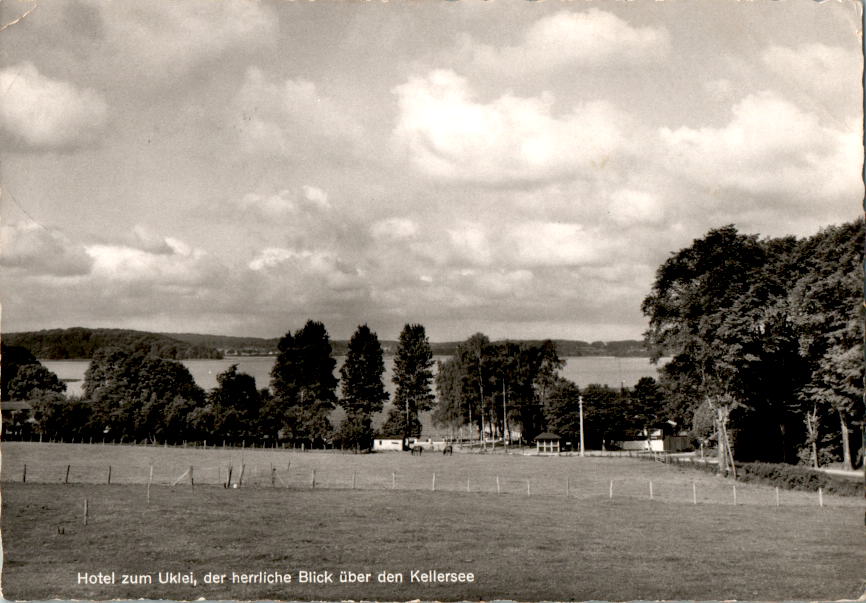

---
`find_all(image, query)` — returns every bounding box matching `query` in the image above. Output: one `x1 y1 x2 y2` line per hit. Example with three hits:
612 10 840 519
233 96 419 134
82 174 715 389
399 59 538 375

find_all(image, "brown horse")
410 445 424 455
442 445 453 456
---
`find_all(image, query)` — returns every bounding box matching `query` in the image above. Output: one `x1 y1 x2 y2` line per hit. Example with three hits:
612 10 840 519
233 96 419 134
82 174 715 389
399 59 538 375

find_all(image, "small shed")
373 438 404 452
535 432 561 454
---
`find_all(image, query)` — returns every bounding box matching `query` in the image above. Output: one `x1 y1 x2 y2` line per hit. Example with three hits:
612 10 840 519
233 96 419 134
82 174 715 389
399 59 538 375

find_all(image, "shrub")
663 456 861 497
736 462 861 497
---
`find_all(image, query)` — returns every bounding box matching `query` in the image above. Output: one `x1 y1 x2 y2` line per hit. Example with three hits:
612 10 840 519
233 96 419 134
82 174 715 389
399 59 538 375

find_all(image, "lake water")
44 355 668 399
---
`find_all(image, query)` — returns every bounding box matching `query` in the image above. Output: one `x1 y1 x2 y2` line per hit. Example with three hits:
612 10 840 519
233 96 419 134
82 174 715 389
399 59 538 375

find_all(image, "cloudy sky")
0 0 862 342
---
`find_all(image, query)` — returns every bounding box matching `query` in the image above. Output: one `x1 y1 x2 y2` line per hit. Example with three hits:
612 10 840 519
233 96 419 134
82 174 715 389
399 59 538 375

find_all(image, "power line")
2 186 51 232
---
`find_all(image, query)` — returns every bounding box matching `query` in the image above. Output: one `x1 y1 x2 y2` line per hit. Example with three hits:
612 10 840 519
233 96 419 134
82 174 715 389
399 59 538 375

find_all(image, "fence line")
5 462 861 509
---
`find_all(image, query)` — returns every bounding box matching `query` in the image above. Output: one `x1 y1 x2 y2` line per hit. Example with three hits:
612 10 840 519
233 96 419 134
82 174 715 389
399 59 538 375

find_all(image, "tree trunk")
838 409 853 471
715 405 728 475
778 422 787 464
805 402 819 469
714 403 735 478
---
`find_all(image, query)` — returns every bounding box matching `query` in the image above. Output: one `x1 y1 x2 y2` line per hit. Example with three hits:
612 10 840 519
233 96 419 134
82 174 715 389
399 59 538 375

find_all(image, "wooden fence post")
431 472 436 492
775 487 780 507
107 465 112 485
392 472 396 490
732 484 737 505
311 468 316 489
147 465 153 504
649 480 654 500
526 479 531 497
496 475 501 495
609 480 613 500
22 464 26 483
818 487 823 508
190 466 194 490
271 466 277 488
83 498 88 526
65 464 71 485
692 481 697 505
566 477 570 498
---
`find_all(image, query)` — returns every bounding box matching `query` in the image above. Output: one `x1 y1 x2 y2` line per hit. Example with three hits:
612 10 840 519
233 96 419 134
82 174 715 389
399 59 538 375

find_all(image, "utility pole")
579 395 585 457
502 379 508 450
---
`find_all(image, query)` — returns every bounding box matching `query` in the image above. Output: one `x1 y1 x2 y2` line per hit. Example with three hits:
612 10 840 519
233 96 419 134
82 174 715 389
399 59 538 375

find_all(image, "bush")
736 462 861 497
663 456 862 497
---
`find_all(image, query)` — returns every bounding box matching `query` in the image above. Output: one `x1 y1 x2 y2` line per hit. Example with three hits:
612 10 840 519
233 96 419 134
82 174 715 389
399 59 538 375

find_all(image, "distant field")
1 442 862 507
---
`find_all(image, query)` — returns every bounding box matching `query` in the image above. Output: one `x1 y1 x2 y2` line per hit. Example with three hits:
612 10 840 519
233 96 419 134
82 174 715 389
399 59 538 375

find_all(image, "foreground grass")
2 483 864 601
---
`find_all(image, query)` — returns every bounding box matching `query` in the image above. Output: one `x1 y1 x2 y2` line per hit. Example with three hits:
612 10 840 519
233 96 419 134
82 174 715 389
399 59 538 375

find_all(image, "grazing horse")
442 445 453 456
410 445 424 455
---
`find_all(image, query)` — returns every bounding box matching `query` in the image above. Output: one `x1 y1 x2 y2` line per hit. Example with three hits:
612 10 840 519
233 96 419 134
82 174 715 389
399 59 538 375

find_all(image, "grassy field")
2 443 864 601
1 442 862 506
2 483 864 601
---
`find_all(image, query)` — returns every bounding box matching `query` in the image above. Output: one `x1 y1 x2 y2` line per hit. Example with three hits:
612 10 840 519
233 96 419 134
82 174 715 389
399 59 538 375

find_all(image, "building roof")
534 432 561 441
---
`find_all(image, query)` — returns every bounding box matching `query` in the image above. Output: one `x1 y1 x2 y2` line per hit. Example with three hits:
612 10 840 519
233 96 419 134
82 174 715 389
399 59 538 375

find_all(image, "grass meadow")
2 442 864 601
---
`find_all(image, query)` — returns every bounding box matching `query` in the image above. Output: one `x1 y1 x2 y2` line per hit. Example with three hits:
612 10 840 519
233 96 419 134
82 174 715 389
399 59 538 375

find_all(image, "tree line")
2 321 649 450
3 218 861 469
1 322 436 451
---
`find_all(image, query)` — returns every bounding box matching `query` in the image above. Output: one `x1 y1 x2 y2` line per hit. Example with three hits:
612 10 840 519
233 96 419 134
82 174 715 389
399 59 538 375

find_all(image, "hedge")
736 462 862 497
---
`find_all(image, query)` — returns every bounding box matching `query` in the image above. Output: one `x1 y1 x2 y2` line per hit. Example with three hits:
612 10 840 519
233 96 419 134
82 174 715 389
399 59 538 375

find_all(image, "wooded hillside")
2 328 223 360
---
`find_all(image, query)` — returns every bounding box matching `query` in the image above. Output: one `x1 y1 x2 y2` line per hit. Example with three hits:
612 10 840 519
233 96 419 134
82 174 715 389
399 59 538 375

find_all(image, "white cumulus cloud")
248 247 364 292
464 9 670 75
238 186 331 219
85 238 215 286
608 190 666 226
507 222 609 267
659 91 862 206
393 70 626 184
0 62 107 150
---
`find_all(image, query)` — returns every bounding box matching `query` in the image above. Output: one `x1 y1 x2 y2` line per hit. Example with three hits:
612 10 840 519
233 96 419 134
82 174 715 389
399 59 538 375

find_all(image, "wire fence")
6 459 863 509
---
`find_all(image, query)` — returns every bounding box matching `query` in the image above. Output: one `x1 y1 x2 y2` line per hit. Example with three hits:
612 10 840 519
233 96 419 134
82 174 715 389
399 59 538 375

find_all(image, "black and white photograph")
0 0 864 601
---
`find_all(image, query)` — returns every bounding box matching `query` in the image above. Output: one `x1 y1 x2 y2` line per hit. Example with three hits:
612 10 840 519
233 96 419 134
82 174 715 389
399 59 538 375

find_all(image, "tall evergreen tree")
337 324 388 450
382 323 434 439
268 320 338 447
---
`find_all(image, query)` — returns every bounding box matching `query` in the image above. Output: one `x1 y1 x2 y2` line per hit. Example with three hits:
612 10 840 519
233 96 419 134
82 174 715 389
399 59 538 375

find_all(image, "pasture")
2 442 864 601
